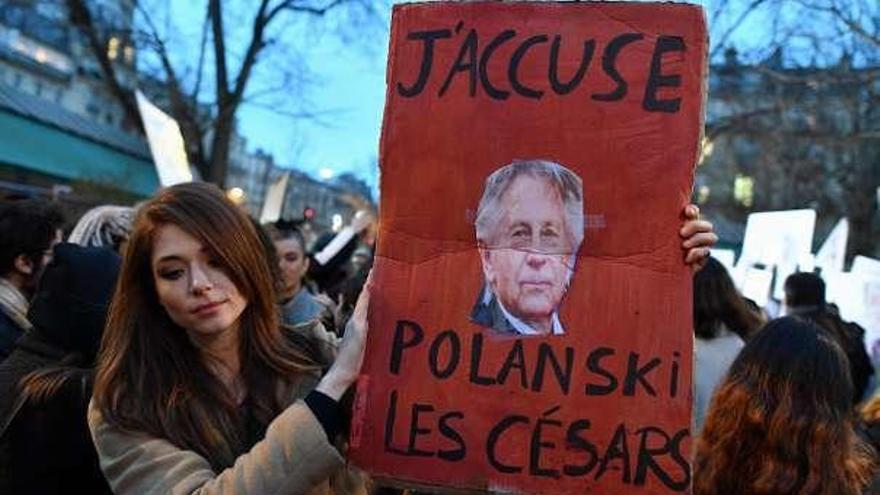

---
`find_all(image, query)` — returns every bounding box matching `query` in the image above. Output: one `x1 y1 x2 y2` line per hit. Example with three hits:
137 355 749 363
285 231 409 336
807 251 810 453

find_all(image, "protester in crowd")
248 216 284 298
89 182 368 494
692 256 765 433
308 211 373 304
67 205 135 254
784 272 874 404
694 317 875 495
0 243 119 494
267 220 325 326
0 199 65 361
330 244 374 328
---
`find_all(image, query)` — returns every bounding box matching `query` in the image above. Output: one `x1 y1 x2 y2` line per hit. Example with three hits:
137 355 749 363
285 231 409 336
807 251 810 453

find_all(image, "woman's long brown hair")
694 257 764 340
694 317 875 495
92 183 324 470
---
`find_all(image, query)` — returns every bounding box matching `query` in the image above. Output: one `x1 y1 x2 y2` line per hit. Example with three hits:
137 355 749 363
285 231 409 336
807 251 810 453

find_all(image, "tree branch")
209 0 231 102
134 2 208 172
274 0 349 17
710 0 771 59
191 2 211 108
228 0 273 107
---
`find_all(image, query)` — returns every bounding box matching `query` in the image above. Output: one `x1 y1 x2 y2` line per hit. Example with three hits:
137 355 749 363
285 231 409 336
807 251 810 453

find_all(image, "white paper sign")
853 255 880 277
712 249 736 273
815 218 849 274
826 264 880 352
741 266 774 308
740 209 816 268
772 262 798 302
861 279 880 350
135 90 193 187
259 172 290 224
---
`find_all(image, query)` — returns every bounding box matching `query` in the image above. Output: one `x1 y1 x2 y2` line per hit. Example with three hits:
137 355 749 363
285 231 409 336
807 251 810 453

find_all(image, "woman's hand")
681 205 717 272
316 273 371 401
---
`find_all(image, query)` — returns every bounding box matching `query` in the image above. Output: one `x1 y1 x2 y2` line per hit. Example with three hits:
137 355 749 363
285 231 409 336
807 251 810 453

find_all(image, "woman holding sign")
88 183 368 494
88 181 714 494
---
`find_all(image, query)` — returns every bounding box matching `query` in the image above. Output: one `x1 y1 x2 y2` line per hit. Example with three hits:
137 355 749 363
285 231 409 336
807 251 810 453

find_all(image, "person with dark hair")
784 271 874 404
783 271 827 311
0 243 120 494
694 317 875 495
0 199 65 361
248 217 284 299
692 256 765 432
89 183 368 494
267 221 325 326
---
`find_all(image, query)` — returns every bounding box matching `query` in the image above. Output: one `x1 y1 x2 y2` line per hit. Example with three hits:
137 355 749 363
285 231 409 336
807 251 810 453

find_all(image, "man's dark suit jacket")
469 288 519 334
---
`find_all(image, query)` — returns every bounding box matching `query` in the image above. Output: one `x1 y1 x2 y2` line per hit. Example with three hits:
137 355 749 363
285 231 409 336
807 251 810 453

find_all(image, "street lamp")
227 187 246 205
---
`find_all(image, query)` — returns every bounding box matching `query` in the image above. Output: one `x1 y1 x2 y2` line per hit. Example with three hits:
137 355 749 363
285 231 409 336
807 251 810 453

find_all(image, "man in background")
0 199 64 361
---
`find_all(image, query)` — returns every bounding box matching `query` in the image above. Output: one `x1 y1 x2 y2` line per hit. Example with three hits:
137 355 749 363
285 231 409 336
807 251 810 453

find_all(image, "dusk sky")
160 0 783 196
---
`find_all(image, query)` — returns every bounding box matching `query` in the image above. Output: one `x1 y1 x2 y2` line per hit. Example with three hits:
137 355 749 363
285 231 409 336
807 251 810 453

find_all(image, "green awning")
0 110 159 196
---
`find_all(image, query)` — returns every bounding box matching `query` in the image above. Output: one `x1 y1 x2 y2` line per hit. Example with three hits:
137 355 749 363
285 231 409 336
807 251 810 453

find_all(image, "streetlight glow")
226 187 246 205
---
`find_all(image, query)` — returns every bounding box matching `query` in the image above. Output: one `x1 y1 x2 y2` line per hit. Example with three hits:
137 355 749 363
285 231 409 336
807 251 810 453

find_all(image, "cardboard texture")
351 2 707 493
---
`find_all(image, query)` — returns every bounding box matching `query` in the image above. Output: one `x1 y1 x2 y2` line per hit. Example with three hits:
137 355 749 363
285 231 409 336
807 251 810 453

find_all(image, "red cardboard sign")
350 2 707 494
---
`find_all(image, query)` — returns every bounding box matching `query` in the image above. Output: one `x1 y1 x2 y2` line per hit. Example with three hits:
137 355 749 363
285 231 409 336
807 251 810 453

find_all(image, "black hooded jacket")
0 243 120 494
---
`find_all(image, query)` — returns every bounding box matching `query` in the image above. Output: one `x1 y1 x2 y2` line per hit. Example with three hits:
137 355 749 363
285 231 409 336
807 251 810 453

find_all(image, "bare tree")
65 0 382 187
701 0 880 260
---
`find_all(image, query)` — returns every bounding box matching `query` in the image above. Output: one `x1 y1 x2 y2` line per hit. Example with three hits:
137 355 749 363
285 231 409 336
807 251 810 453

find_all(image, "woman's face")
274 237 308 299
151 224 248 339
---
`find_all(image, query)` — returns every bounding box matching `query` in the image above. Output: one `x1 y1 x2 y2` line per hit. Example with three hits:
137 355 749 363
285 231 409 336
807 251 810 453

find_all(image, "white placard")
772 262 797 302
135 90 193 187
259 172 290 224
741 266 774 308
740 209 816 268
712 248 736 273
815 218 848 274
826 269 880 351
853 255 880 277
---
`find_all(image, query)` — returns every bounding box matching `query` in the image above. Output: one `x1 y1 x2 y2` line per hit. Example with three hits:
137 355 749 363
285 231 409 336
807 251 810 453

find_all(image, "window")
733 174 754 208
124 45 135 65
107 37 120 60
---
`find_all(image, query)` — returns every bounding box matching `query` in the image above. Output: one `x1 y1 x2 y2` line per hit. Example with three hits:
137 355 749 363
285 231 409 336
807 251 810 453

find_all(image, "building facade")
697 48 879 258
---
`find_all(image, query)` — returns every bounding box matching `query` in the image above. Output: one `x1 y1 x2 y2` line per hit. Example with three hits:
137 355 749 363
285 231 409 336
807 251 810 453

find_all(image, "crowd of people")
694 255 880 494
0 183 877 494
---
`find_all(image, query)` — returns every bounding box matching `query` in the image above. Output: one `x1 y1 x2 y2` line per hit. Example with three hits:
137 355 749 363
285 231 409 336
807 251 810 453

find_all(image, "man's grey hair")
475 159 584 249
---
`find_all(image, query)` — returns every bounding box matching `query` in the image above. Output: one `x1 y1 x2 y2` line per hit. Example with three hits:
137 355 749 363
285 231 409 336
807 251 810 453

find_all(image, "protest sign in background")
351 2 707 493
135 90 193 188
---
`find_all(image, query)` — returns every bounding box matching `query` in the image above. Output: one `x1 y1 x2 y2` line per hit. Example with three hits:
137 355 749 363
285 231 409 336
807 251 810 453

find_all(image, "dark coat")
0 243 119 494
1 357 111 494
470 290 519 334
0 310 25 363
798 306 874 403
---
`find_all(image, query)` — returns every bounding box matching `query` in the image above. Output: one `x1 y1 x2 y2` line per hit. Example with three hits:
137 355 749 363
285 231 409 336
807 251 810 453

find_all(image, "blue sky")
237 20 388 190
162 0 796 194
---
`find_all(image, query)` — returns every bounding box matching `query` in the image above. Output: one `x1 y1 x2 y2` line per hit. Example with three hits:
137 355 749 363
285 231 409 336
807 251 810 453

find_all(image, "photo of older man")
470 159 584 336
